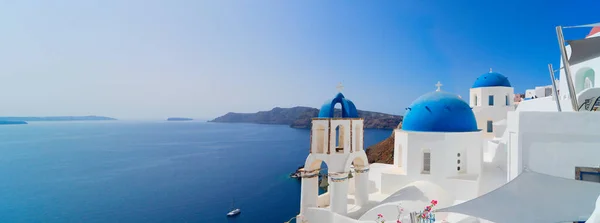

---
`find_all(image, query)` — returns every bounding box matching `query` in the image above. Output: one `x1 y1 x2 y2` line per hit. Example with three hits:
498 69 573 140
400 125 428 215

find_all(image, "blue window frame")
487 120 493 133
488 95 494 106
578 171 600 181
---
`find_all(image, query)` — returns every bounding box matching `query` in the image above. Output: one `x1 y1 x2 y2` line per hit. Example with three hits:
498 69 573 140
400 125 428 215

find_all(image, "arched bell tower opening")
334 102 343 117
335 125 345 153
354 123 363 152
318 161 329 196
300 83 370 217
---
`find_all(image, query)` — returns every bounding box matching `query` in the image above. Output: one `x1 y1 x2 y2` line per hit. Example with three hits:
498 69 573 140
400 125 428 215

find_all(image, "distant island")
0 120 28 125
0 116 116 122
209 106 403 129
167 117 193 121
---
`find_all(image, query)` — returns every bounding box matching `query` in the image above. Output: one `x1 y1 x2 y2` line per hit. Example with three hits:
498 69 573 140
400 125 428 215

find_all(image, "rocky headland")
209 106 402 129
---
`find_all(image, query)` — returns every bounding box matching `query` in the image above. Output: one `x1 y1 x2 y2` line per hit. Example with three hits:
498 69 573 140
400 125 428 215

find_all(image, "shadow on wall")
367 180 378 194
346 200 384 220
379 186 428 203
358 181 454 221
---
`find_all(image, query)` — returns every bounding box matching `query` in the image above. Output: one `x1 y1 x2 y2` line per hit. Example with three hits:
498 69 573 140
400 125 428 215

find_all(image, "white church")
294 25 600 223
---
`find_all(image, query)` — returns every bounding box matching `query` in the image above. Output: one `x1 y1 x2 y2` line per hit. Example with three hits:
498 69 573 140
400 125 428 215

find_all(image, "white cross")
336 82 344 92
435 81 442 91
489 68 493 73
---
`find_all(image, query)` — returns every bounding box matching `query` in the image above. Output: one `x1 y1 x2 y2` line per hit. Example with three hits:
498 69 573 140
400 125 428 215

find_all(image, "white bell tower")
299 83 370 216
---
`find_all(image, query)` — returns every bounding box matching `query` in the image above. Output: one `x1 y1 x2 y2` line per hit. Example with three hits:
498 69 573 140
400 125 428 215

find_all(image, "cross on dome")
336 82 344 92
435 81 443 91
489 68 493 73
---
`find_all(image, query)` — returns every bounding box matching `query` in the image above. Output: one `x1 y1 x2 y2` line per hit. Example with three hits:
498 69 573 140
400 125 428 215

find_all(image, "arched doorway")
576 68 596 94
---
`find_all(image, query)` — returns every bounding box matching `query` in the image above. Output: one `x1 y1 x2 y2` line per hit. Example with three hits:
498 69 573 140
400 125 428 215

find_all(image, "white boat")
226 199 241 217
227 208 241 217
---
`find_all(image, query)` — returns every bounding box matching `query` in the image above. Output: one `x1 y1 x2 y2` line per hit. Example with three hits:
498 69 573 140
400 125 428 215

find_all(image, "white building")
469 69 515 140
524 82 558 100
296 26 600 223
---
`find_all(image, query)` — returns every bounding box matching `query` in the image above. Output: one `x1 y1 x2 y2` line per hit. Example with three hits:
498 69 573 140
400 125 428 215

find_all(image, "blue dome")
402 91 478 132
472 72 511 88
318 93 359 118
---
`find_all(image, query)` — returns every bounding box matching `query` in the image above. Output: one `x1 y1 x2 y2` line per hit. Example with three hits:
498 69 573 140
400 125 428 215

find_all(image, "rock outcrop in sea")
167 117 193 121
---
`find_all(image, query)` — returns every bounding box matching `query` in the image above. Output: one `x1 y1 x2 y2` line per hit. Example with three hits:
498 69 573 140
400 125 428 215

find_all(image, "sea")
0 121 391 223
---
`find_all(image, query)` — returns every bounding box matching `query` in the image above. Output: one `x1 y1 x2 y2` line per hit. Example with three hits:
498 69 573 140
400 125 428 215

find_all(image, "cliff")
365 122 402 164
209 106 403 129
0 116 116 121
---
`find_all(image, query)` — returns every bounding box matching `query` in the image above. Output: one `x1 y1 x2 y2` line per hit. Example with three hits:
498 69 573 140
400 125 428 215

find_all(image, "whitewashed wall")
470 86 514 139
507 111 600 180
557 45 600 111
513 96 559 112
386 130 482 201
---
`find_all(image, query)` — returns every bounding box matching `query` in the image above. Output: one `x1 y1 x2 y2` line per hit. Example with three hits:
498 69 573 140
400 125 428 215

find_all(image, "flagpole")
555 26 579 111
548 64 562 112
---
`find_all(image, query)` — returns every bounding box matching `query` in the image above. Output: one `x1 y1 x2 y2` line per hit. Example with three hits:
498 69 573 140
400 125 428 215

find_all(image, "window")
505 95 509 106
474 95 478 106
576 167 600 183
488 95 494 106
487 120 493 133
335 125 345 153
422 152 431 174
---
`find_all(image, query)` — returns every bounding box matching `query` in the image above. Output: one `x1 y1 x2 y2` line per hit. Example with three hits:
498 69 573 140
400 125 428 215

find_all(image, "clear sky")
1 0 598 120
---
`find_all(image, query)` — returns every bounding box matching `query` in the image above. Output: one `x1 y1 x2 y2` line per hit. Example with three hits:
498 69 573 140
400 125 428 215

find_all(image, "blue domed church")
380 70 516 204
386 82 482 201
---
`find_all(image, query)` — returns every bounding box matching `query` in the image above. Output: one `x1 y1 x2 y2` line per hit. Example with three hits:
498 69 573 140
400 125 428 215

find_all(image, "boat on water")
227 208 240 217
226 199 241 217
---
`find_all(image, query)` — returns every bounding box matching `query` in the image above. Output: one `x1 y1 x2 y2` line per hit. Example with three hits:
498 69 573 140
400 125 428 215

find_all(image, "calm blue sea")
0 121 390 223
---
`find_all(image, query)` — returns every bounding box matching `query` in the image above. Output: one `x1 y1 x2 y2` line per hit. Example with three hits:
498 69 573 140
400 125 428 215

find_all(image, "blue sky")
0 0 598 119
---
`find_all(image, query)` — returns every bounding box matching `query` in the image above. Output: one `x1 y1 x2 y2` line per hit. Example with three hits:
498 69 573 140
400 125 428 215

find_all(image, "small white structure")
298 26 600 223
535 85 554 98
525 89 536 99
